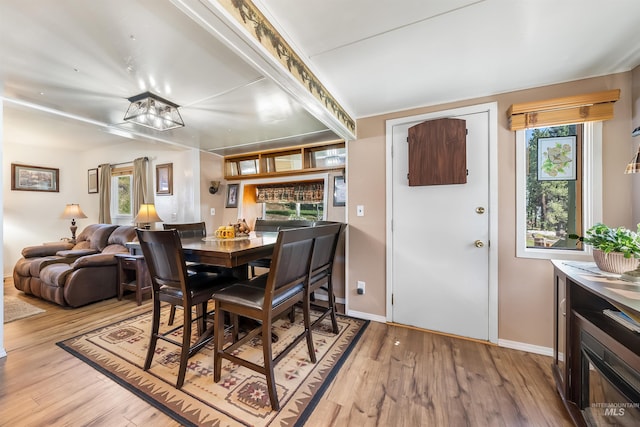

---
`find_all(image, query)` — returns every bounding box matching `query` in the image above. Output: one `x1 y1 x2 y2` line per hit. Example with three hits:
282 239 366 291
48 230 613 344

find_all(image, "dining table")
127 230 282 349
127 231 279 278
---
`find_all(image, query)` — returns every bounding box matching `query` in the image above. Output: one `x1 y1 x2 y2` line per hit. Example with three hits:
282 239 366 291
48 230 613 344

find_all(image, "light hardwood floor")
1 279 572 426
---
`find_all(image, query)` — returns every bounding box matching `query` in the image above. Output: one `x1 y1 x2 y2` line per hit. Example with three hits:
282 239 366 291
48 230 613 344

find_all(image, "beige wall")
199 152 227 234
347 72 635 348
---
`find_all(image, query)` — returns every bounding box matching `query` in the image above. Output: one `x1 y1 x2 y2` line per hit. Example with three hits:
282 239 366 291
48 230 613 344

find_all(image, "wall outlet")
357 280 365 295
210 208 216 215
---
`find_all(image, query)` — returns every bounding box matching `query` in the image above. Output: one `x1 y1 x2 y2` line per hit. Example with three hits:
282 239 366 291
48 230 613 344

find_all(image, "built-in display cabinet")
224 141 345 180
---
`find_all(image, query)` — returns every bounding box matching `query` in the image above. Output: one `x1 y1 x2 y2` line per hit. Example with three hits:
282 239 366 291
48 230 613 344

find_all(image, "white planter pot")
593 249 639 274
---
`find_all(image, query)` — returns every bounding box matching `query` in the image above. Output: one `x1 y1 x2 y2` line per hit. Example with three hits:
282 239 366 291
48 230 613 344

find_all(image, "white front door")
387 104 497 341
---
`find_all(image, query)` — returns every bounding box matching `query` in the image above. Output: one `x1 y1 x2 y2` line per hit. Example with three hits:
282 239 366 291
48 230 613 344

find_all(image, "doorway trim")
385 102 499 343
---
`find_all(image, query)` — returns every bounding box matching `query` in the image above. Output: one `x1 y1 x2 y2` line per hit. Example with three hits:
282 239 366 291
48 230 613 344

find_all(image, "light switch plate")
356 205 364 216
210 208 215 215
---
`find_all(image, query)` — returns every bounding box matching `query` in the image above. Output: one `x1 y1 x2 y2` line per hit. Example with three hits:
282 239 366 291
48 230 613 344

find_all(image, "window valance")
256 181 324 203
507 89 620 130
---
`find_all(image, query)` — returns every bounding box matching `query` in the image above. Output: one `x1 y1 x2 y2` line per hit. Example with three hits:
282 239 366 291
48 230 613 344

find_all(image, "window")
257 181 325 221
111 166 133 220
263 202 324 221
516 122 602 260
239 174 329 221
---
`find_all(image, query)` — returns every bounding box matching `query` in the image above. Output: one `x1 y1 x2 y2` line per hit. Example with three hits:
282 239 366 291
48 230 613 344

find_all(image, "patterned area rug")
57 307 368 426
4 296 45 323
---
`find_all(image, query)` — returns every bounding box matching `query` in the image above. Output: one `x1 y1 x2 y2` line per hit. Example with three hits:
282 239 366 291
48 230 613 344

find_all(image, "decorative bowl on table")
213 219 251 239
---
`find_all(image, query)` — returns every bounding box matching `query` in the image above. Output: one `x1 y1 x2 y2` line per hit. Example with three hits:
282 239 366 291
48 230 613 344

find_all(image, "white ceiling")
2 0 640 155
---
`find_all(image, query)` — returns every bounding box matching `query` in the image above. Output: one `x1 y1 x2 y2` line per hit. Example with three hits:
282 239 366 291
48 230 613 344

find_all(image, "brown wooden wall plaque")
407 117 467 186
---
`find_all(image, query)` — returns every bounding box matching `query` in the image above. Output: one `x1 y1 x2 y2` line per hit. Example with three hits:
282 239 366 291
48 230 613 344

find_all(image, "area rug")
4 296 45 323
57 307 368 426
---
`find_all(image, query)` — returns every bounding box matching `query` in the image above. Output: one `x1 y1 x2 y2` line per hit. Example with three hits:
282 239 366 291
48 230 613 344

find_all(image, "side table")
115 253 152 305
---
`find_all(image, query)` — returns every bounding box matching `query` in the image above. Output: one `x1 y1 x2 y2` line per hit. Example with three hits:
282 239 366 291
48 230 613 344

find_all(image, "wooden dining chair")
163 222 223 325
211 226 322 410
247 220 315 277
136 228 235 389
304 222 344 337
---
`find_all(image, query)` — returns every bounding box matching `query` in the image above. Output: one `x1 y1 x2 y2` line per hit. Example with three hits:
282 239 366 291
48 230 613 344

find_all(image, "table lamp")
134 203 163 229
60 204 87 242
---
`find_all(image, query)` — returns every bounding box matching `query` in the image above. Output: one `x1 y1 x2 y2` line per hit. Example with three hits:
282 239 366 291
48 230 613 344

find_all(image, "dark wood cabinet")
552 260 640 426
407 117 467 186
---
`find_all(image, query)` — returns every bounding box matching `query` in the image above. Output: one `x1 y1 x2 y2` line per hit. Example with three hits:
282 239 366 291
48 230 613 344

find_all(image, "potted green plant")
570 223 640 273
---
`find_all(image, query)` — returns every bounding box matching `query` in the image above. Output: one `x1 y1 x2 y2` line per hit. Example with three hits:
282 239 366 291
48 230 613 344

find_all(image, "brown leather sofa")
13 224 137 307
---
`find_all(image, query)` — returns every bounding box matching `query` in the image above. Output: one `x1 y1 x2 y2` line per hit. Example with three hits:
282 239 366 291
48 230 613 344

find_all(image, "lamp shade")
134 203 163 224
625 147 640 174
60 204 87 220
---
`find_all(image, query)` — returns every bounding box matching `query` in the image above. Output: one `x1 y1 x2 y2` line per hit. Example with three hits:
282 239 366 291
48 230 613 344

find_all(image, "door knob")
476 207 485 214
474 240 484 248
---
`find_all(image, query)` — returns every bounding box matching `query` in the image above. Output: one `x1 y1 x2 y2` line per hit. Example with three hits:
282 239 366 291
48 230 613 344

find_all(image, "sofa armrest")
22 242 74 258
56 248 99 258
71 253 118 269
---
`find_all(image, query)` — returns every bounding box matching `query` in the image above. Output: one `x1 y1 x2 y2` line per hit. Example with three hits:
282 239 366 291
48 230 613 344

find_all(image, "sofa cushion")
71 253 118 268
75 224 102 244
107 226 137 246
14 257 54 277
22 242 74 258
75 224 118 251
56 248 99 258
40 263 73 287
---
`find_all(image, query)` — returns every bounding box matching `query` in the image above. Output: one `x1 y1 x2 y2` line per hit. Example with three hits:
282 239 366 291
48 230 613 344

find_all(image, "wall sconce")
209 180 221 195
60 204 87 242
134 203 163 229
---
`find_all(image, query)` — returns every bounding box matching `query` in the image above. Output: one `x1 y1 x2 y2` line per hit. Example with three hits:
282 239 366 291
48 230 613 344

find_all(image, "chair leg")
213 308 225 383
195 303 207 336
231 313 239 342
176 302 193 389
262 320 279 411
326 279 339 334
144 293 162 370
303 293 317 363
168 304 176 325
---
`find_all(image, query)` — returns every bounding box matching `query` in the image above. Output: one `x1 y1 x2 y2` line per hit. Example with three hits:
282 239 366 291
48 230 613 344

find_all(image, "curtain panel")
98 163 111 224
256 181 324 203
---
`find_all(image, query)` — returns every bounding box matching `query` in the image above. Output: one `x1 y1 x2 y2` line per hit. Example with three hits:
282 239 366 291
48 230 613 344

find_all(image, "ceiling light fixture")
124 91 184 131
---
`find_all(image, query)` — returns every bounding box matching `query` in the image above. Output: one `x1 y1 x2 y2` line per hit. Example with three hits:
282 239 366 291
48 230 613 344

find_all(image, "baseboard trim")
498 339 554 357
345 309 386 323
311 292 345 306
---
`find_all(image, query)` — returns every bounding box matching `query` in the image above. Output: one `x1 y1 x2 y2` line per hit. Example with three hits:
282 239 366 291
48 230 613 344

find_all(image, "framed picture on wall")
226 183 239 208
333 175 346 206
156 163 173 195
537 136 576 181
88 168 98 193
11 163 59 192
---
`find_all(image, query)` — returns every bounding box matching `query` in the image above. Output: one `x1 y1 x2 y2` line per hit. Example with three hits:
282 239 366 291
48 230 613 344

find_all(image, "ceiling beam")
172 0 357 141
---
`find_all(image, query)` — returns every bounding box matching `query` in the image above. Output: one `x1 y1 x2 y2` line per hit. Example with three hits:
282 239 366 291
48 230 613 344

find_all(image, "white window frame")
110 173 134 222
515 121 602 260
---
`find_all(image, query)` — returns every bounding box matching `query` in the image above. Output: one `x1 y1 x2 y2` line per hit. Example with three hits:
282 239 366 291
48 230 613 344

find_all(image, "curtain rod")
110 157 148 167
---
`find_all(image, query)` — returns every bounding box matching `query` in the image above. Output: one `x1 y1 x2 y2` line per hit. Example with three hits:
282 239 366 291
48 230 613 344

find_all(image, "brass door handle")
474 240 484 248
